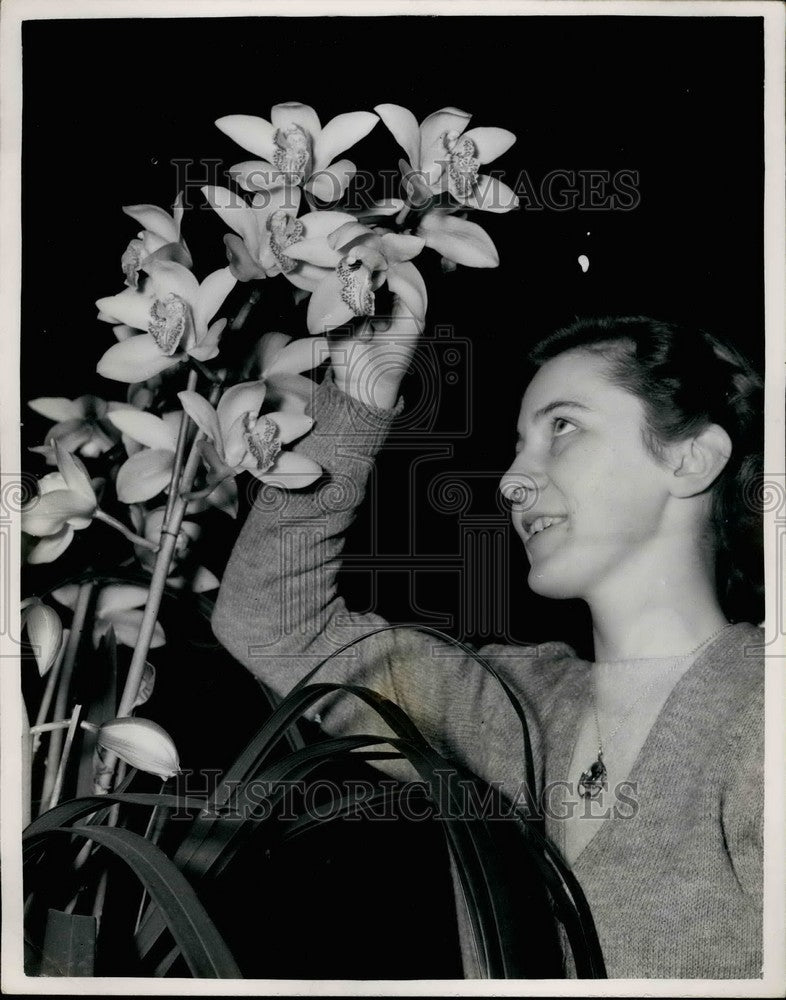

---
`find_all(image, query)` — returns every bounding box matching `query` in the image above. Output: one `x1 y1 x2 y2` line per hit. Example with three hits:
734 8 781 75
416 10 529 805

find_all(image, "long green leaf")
39 908 96 976
289 624 540 804
25 826 240 978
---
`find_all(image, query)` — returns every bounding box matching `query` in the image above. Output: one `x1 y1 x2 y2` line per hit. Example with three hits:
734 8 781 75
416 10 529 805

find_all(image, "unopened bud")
97 717 180 780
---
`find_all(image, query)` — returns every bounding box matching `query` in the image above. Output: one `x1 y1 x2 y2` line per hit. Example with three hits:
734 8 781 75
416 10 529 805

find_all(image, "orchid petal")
189 317 226 362
379 233 425 264
193 267 236 335
29 397 86 421
37 472 68 496
27 526 74 564
97 336 182 384
314 111 377 171
96 287 154 330
215 382 267 442
223 235 266 282
22 490 94 536
257 332 292 374
460 127 516 165
228 160 282 193
107 409 178 451
115 450 174 503
300 211 357 240
266 412 314 445
282 238 343 267
51 586 79 612
122 204 179 244
374 104 420 169
173 191 184 232
191 566 220 593
251 185 301 216
418 212 499 267
215 114 276 160
286 263 331 293
256 451 322 490
205 476 238 518
97 609 166 650
201 186 259 250
178 391 223 447
97 584 150 616
263 373 315 414
326 220 372 252
455 174 520 214
306 160 357 202
271 102 321 139
352 198 406 219
386 261 428 320
55 443 96 503
42 420 93 454
263 336 329 376
306 272 355 335
419 107 472 182
146 260 201 309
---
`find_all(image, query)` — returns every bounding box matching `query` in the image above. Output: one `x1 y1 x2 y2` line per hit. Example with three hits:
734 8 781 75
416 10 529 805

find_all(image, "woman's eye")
551 417 576 436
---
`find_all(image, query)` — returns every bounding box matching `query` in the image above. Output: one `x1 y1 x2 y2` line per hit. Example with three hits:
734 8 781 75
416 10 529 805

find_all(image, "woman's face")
500 348 676 601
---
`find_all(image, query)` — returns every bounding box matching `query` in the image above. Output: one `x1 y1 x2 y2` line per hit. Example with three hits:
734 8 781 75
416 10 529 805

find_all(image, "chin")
525 554 591 600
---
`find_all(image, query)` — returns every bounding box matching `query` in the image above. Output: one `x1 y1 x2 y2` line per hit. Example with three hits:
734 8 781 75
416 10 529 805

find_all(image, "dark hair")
530 316 764 624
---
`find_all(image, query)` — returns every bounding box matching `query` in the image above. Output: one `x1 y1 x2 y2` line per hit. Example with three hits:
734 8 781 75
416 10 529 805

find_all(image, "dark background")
20 13 764 978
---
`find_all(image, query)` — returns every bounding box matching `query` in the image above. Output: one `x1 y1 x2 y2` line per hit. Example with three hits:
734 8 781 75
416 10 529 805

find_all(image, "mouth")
522 514 568 543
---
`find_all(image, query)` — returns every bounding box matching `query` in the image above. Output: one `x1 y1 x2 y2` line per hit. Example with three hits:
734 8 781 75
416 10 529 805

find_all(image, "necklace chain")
578 623 731 799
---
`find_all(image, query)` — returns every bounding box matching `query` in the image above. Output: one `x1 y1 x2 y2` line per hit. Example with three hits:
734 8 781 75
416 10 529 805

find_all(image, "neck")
587 541 728 662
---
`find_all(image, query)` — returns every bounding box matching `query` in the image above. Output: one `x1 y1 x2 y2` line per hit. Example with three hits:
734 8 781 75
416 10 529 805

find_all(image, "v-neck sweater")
212 373 764 979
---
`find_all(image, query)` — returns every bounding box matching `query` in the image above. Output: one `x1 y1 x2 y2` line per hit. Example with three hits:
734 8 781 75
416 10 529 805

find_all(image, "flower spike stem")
94 381 224 795
163 369 198 525
93 509 159 552
230 286 262 332
38 581 95 814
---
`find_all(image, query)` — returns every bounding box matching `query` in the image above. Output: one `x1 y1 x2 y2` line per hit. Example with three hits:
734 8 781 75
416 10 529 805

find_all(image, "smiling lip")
522 514 568 543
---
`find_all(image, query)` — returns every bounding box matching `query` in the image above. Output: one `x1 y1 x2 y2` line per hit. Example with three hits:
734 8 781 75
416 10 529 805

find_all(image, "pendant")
578 752 607 799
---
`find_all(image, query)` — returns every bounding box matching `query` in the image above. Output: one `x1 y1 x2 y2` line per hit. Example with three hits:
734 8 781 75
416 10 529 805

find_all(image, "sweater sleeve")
212 372 545 786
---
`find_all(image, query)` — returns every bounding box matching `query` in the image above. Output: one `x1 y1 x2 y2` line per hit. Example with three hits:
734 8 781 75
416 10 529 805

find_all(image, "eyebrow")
515 400 591 445
532 399 592 420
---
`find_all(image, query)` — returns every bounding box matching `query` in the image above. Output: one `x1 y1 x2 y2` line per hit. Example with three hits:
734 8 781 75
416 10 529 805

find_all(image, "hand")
327 296 425 410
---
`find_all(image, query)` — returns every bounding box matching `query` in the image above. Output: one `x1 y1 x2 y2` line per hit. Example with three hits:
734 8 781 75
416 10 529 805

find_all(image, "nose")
498 454 547 512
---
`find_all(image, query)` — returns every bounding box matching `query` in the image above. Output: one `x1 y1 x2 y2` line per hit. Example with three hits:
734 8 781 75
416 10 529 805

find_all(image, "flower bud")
97 717 180 780
22 600 63 676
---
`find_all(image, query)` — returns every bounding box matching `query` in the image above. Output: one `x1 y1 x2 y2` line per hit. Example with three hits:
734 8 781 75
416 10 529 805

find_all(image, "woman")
213 307 764 979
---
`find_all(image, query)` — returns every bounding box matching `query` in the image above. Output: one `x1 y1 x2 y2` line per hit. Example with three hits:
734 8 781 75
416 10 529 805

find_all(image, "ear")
667 424 732 498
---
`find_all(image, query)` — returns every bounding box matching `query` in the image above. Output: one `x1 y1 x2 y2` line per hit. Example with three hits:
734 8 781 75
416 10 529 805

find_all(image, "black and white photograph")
1 0 784 993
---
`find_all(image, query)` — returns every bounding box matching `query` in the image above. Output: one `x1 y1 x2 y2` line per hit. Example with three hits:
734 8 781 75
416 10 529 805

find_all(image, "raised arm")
211 303 547 785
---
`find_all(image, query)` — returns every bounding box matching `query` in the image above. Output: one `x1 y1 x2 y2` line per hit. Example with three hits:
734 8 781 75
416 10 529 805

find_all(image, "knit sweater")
212 373 764 980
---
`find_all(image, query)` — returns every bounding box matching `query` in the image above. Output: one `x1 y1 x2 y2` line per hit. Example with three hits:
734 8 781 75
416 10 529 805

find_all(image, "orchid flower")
28 394 127 465
22 442 101 564
202 184 355 293
301 221 427 335
216 102 378 201
107 407 238 518
95 261 236 383
178 382 321 494
53 584 166 650
375 104 518 212
120 196 193 289
105 409 182 503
